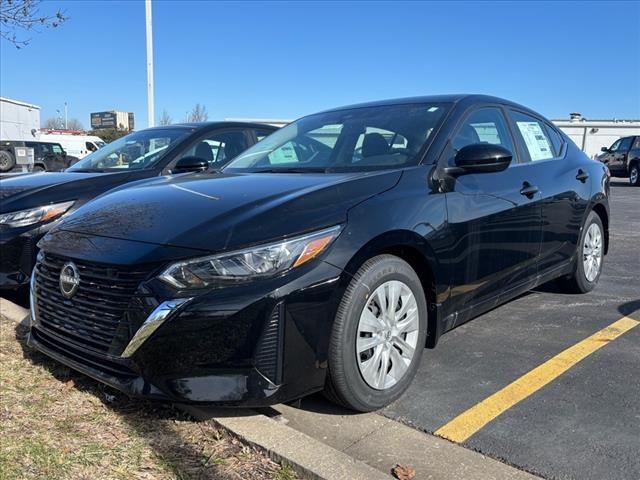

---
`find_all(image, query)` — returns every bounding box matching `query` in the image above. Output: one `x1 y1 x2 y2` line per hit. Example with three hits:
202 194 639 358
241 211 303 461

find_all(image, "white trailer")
0 97 41 141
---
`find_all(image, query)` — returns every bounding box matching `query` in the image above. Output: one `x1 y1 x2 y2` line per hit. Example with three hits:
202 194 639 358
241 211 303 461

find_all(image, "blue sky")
1 1 639 129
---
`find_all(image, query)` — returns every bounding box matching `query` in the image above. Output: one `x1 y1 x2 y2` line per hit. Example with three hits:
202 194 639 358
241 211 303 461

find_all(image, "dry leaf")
392 463 416 480
61 379 75 392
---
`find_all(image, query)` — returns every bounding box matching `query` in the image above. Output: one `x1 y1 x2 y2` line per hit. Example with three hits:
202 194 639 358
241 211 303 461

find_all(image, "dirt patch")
0 314 296 480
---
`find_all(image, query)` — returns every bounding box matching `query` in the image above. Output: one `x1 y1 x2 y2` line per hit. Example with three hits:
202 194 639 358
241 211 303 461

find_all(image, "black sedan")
29 95 609 411
0 122 277 292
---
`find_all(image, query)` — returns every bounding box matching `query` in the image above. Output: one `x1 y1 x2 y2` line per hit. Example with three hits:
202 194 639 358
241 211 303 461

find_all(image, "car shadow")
618 299 640 318
13 317 248 479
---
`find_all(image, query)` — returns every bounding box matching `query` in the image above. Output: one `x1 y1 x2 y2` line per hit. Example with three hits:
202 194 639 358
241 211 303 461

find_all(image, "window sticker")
517 122 553 161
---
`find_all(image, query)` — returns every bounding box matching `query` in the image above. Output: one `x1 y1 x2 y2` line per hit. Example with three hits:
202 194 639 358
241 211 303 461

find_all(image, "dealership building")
552 113 640 159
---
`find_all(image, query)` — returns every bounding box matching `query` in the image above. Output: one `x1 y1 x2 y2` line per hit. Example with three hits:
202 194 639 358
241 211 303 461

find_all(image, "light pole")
64 102 68 129
145 0 155 128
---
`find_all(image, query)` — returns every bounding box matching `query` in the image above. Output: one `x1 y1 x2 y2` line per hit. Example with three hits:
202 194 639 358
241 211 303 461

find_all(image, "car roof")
145 121 278 131
320 94 542 117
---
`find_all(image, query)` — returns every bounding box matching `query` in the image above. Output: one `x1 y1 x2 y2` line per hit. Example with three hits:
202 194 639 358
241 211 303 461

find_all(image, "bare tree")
42 117 83 130
42 117 62 129
185 103 208 123
158 109 172 125
66 118 83 130
0 0 66 48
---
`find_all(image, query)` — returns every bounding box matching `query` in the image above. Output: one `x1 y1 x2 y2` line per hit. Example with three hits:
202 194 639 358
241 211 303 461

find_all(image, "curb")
186 406 391 480
0 297 389 480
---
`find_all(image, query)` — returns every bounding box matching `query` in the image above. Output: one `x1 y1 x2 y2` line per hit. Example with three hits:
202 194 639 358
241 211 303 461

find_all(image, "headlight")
0 201 75 228
159 225 342 289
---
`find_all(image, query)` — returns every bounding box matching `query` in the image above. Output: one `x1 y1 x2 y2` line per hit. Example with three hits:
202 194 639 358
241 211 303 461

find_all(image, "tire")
32 164 46 172
557 211 604 293
324 254 428 411
0 150 16 172
629 163 640 186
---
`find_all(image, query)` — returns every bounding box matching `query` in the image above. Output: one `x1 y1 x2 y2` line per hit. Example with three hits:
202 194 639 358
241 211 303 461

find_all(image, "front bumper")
0 228 40 290
28 253 346 406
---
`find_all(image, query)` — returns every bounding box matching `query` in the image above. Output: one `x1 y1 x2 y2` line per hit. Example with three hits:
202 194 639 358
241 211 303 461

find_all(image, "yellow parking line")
435 316 639 443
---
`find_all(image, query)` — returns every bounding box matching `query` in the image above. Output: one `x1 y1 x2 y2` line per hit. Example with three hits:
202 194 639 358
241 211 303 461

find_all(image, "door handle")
520 182 539 198
576 169 589 182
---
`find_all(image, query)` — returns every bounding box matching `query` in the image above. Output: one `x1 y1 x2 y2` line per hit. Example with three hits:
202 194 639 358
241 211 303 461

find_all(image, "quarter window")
453 107 516 159
545 124 563 157
510 111 555 161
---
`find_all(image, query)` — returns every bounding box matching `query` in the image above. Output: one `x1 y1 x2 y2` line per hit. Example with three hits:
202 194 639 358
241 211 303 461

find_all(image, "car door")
605 138 626 175
507 110 590 275
612 136 633 175
50 143 67 171
443 106 542 316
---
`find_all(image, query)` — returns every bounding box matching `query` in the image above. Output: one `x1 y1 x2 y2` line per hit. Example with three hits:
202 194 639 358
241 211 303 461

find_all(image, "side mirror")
445 143 512 176
173 156 209 174
601 146 609 152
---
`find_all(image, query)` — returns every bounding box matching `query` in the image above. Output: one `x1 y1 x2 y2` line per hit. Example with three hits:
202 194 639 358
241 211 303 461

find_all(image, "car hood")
0 171 139 212
56 170 402 252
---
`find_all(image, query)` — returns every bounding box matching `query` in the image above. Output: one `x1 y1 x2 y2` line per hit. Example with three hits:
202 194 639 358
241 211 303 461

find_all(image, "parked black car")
0 140 78 173
0 122 276 291
29 95 610 411
598 135 640 185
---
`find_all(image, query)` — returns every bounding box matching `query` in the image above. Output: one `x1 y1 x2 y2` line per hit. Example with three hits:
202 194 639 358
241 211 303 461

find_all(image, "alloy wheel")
583 222 603 282
356 280 419 390
630 166 638 185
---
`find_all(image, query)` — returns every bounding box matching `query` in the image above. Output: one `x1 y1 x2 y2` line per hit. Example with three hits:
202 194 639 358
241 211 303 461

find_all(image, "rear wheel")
558 211 604 293
32 164 46 172
0 150 15 172
630 163 639 186
324 255 427 411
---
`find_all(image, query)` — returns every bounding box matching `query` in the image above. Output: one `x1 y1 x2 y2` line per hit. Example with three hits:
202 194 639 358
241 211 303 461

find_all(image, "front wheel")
324 255 427 411
630 163 640 186
558 211 604 293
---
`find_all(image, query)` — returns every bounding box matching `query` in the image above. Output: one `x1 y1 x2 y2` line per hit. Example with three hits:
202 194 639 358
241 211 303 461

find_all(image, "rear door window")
510 111 555 161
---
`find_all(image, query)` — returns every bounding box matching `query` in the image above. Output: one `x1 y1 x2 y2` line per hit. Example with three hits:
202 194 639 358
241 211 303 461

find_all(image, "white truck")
38 132 105 159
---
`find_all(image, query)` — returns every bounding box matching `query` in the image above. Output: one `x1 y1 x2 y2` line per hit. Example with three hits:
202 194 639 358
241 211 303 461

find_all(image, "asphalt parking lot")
381 180 639 480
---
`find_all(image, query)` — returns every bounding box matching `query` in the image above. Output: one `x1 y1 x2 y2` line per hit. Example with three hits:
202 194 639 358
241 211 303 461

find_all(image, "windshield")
67 128 190 172
224 103 450 173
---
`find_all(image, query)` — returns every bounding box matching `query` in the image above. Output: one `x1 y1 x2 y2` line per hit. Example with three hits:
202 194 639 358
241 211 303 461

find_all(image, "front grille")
34 253 152 354
32 327 137 378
